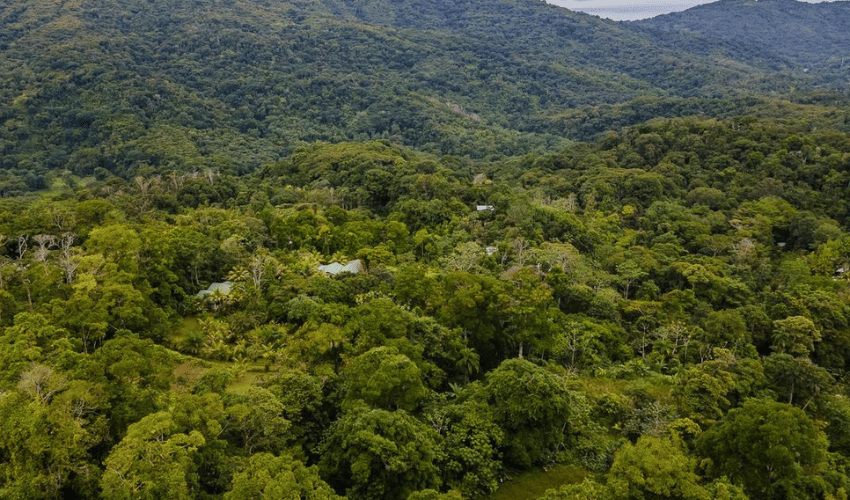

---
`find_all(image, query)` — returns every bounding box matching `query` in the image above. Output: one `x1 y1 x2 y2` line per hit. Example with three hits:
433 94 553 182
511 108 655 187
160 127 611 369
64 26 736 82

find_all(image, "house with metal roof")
318 259 364 276
196 281 233 297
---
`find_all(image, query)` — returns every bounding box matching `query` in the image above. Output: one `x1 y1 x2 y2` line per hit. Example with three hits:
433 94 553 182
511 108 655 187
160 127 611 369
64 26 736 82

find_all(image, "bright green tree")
223 386 290 455
607 436 709 500
225 452 344 500
0 376 108 499
431 399 504 497
101 412 206 500
771 316 821 356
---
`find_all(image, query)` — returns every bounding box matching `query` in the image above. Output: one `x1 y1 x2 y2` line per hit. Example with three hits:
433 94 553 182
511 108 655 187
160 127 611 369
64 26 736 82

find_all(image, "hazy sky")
545 0 839 22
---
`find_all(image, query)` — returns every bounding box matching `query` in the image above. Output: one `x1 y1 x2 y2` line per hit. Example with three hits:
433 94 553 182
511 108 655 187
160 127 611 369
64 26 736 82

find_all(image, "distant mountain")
0 0 846 191
633 0 850 79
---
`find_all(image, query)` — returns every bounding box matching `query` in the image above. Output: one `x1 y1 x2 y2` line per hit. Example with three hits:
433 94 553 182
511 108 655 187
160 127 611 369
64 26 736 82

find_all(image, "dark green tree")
318 405 441 500
479 358 582 468
697 399 836 500
342 346 430 412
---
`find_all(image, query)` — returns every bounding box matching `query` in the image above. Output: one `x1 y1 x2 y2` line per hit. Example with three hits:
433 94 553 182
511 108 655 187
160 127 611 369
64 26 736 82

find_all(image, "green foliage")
100 412 206 500
428 399 504 497
222 386 290 454
2 0 847 197
318 405 441 500
637 0 850 75
225 452 344 500
763 353 834 409
479 359 581 468
1 4 850 497
0 312 79 387
697 399 835 500
772 315 821 356
0 376 108 499
406 490 462 500
608 436 712 500
673 350 766 425
342 346 430 412
537 478 612 500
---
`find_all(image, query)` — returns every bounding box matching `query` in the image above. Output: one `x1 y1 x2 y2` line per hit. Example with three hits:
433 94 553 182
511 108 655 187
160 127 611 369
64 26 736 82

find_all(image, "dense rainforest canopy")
2 113 850 499
2 0 850 499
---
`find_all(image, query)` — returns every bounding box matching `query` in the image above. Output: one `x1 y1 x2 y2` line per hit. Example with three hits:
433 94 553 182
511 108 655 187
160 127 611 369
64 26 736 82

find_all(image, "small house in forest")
196 281 233 297
318 259 364 276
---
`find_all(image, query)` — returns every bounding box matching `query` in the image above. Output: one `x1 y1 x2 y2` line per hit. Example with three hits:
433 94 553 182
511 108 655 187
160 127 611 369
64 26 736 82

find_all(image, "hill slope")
633 0 850 81
0 0 845 192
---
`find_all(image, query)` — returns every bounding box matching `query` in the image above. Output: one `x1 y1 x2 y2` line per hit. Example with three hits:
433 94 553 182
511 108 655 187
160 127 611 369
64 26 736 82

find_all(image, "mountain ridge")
0 0 847 192
633 0 850 76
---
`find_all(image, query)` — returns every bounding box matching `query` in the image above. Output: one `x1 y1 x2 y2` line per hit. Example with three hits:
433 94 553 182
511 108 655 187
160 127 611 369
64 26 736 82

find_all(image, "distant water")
547 0 836 22
570 2 705 21
546 0 707 21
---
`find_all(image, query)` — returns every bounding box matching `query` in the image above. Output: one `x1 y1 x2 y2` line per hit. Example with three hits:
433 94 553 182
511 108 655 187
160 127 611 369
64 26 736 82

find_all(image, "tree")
480 358 580 468
697 399 834 500
427 399 504 497
225 452 344 500
261 369 327 453
537 437 750 500
616 259 649 300
674 362 735 425
499 267 555 359
406 490 462 500
223 386 290 455
346 298 411 353
0 378 108 499
607 436 709 500
673 350 766 425
771 316 821 356
342 346 430 412
538 479 612 500
437 271 505 368
763 353 833 410
165 393 233 497
0 312 79 386
700 309 749 350
84 224 142 274
551 314 626 370
318 405 441 500
101 412 205 500
91 335 177 438
57 232 79 285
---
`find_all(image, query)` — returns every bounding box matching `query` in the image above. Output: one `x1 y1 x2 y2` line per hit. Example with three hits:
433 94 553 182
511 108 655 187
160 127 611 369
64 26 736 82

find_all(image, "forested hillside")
2 0 847 195
634 0 850 82
3 0 850 499
2 110 850 499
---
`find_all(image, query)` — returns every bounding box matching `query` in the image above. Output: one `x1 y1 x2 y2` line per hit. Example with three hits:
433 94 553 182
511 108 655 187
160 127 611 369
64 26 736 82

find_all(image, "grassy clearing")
487 465 588 500
577 374 674 403
172 356 275 393
170 316 203 347
170 317 281 393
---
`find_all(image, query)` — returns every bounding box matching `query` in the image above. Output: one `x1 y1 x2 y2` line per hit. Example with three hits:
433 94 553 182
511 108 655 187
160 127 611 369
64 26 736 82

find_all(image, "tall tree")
697 399 836 500
479 358 580 468
225 452 344 500
318 405 441 500
101 412 206 500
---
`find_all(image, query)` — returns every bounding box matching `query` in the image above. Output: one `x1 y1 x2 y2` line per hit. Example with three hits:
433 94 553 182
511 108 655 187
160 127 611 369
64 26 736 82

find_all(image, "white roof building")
197 281 233 297
318 259 364 275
